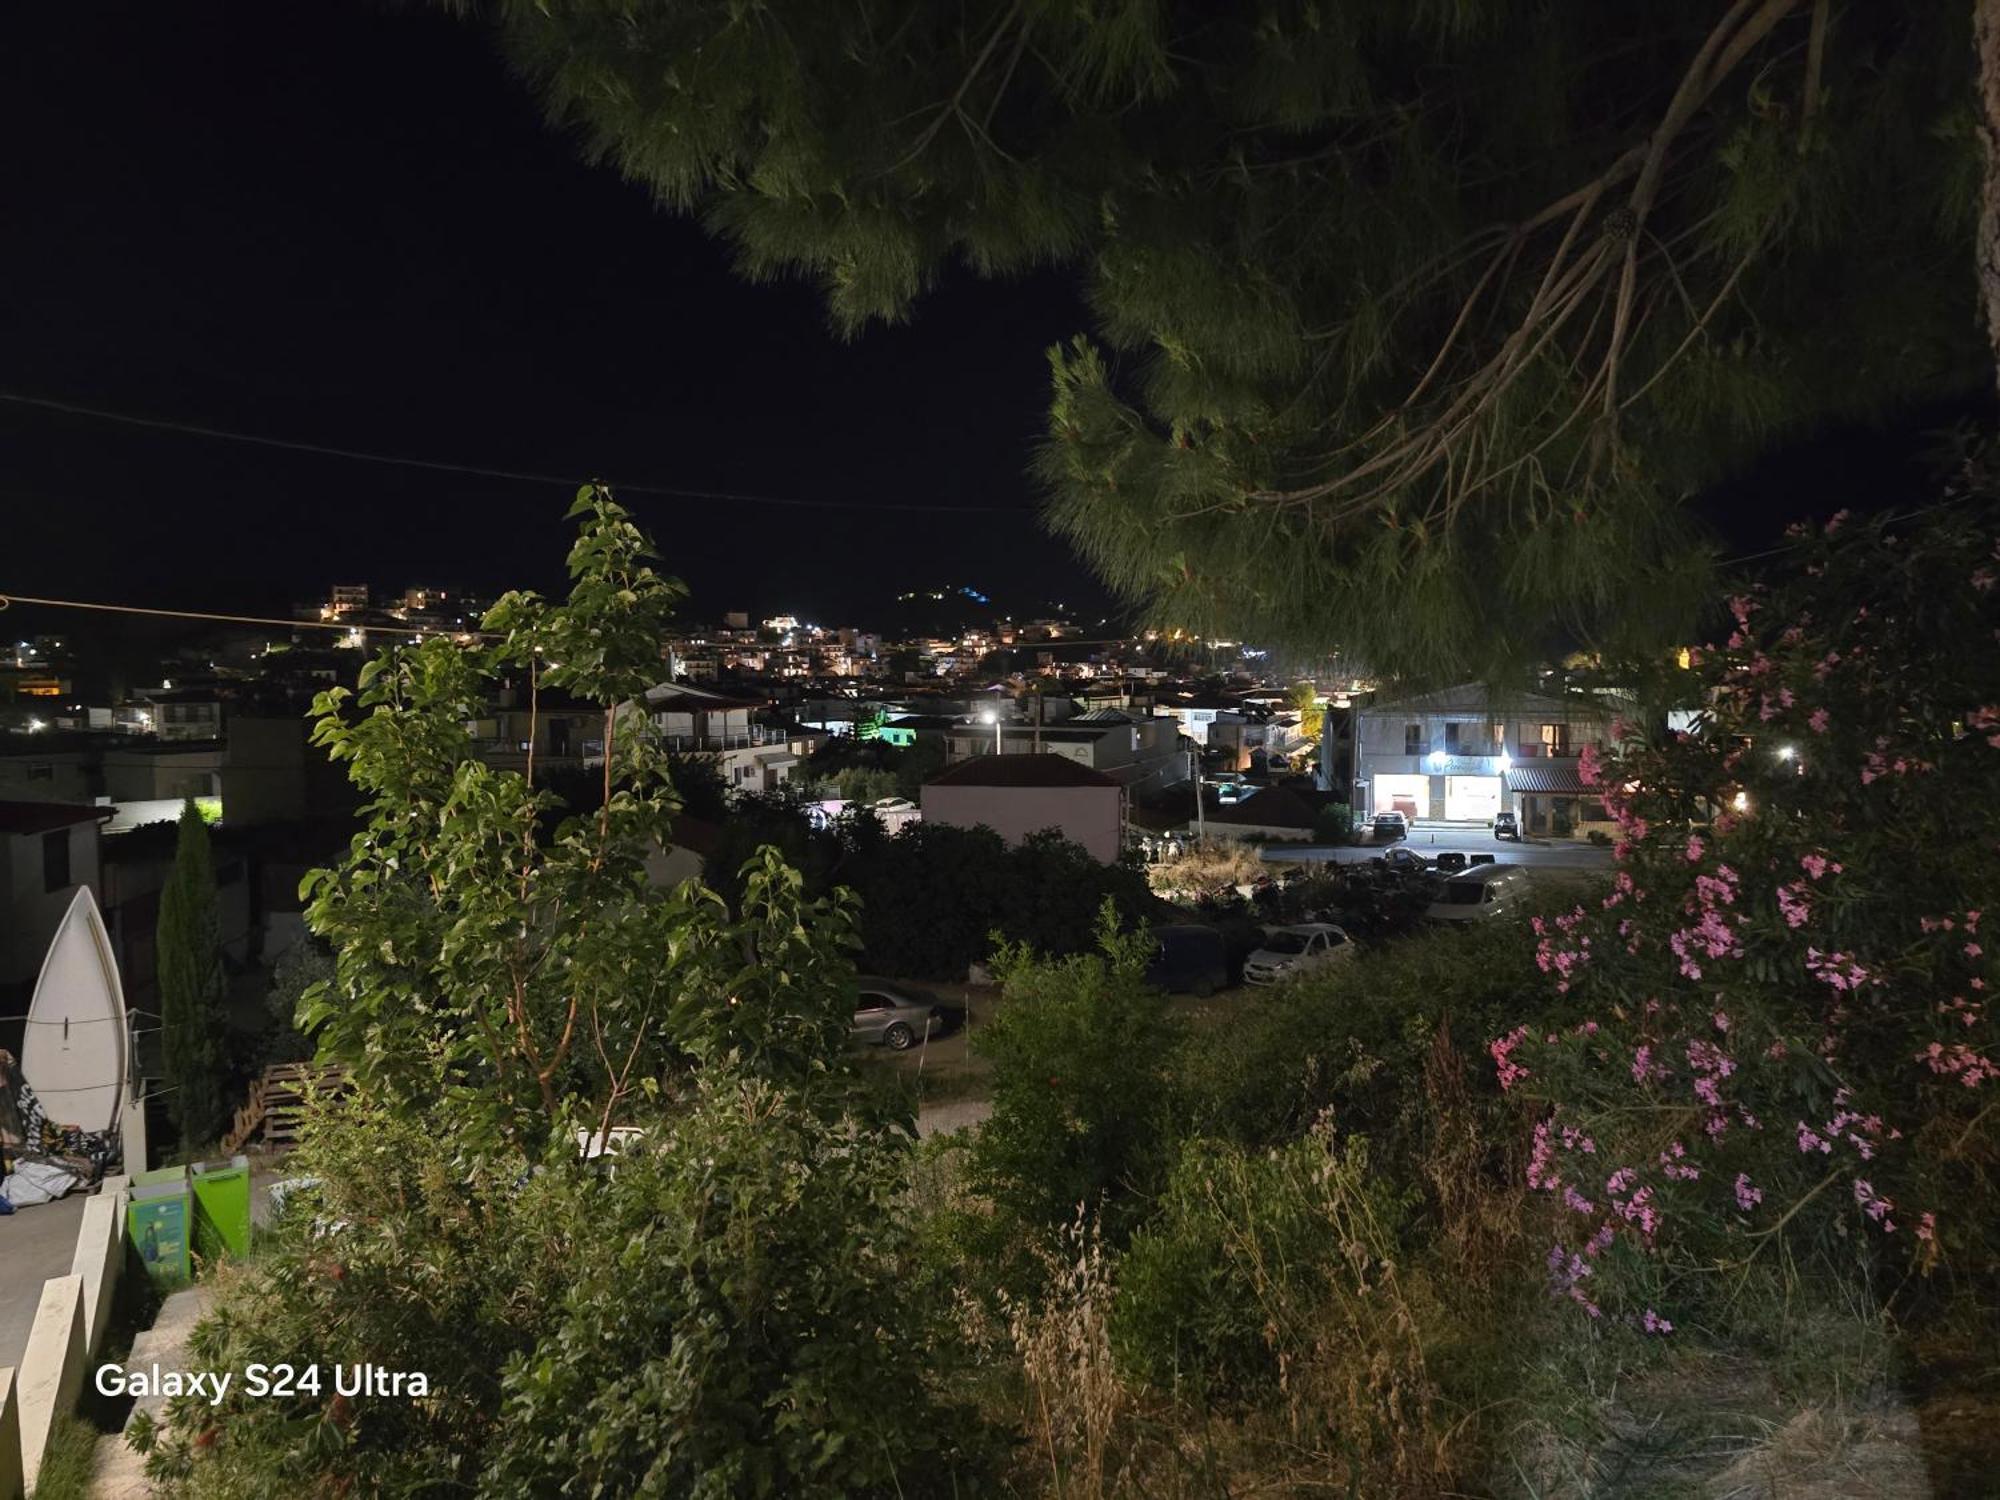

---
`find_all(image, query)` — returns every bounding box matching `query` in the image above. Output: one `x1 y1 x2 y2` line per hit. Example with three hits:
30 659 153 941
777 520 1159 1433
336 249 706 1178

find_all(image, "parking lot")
1262 831 1616 872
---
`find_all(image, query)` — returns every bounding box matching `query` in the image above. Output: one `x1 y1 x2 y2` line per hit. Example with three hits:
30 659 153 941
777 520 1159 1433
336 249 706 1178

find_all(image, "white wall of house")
0 754 95 803
0 820 101 990
920 784 1124 862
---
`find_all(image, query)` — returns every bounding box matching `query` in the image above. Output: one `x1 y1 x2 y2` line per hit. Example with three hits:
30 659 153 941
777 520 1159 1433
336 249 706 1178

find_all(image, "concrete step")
86 1285 215 1499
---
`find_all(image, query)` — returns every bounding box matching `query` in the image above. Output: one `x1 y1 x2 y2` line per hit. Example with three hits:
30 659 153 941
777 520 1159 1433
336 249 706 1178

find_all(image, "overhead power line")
0 590 491 640
0 389 1032 516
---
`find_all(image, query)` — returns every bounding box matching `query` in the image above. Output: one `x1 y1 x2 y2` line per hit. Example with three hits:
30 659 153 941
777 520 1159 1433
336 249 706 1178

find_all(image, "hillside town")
5 4 1999 1498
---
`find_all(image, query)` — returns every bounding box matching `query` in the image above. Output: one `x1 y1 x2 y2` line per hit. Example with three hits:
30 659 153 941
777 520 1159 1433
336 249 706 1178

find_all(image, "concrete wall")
921 784 1123 863
12 1175 127 1492
0 821 102 990
101 747 226 802
17 1276 85 1492
0 754 96 804
0 1366 21 1500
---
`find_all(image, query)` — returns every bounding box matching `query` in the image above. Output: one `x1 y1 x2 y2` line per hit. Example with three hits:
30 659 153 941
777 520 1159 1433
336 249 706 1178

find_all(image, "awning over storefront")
1507 760 1584 793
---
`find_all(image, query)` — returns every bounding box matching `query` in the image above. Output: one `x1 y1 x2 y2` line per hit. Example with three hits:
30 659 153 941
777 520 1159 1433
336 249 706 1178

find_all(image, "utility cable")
0 389 1033 515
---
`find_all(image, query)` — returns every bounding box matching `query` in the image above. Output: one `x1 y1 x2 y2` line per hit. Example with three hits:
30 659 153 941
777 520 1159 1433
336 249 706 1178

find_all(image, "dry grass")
1147 839 1269 899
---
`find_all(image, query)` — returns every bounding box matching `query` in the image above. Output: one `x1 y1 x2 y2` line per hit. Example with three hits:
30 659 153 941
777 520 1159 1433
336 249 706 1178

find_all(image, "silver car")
851 979 952 1051
1242 923 1357 986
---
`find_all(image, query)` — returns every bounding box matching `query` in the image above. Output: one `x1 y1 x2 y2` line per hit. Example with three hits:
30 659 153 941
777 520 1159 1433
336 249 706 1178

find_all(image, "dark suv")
1493 810 1521 841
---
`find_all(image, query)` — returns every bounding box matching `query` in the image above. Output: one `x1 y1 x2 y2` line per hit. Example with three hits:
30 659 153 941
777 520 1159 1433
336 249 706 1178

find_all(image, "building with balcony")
1354 683 1633 832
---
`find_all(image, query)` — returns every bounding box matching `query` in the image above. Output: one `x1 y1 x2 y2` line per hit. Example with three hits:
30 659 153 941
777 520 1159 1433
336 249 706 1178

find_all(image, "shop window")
1403 723 1424 755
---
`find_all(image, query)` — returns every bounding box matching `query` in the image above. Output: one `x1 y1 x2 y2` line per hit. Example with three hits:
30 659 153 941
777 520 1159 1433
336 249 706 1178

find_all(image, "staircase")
220 1061 351 1154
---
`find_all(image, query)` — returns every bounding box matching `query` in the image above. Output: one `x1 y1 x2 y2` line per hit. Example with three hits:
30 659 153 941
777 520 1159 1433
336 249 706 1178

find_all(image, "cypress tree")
158 797 227 1147
464 1 1984 683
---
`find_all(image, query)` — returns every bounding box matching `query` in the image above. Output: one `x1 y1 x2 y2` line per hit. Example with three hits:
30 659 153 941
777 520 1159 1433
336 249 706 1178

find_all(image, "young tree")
465 1 1980 681
156 797 227 1146
1289 681 1324 746
147 493 989 1494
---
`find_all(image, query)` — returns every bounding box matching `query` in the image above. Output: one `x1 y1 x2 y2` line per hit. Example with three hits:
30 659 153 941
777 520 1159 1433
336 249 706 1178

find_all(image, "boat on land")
22 886 129 1135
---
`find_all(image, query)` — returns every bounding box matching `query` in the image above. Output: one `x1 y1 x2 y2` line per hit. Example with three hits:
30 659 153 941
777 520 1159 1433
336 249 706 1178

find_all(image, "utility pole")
1190 747 1205 839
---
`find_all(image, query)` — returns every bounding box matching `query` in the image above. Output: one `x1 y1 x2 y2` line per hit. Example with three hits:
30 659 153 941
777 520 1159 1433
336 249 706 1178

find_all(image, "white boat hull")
22 886 128 1137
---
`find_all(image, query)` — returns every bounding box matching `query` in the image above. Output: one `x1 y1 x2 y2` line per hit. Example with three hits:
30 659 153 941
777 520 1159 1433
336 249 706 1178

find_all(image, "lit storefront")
1370 773 1430 819
1443 774 1502 822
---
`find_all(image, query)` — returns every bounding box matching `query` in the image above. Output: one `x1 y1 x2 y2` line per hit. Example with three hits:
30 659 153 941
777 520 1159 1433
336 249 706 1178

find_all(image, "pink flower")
1734 1173 1763 1211
1800 853 1830 880
1641 1308 1675 1335
1968 942 1984 961
1685 834 1705 863
1808 707 1830 733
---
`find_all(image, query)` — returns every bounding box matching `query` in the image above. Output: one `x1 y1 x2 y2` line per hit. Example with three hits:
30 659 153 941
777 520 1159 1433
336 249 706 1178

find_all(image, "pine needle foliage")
467 1 1983 682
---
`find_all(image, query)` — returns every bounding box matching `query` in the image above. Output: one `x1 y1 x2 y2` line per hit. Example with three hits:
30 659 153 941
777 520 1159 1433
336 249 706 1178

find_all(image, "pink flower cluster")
1916 1041 2000 1088
1970 705 2000 749
1804 948 1873 992
1733 1172 1763 1211
1532 906 1593 994
1490 1025 1531 1091
1852 1178 1896 1232
1776 881 1812 928
1657 1139 1700 1182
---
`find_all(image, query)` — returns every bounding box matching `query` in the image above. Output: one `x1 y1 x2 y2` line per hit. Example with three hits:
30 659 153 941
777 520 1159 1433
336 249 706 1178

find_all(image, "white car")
1426 864 1531 922
1242 923 1357 985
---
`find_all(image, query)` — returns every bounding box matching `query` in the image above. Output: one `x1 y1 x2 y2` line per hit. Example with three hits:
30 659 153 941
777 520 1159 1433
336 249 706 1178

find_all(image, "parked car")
851 978 960 1050
1433 851 1469 872
1493 810 1521 841
1425 864 1531 923
1147 924 1229 998
1376 845 1429 872
1371 810 1409 841
1243 922 1357 985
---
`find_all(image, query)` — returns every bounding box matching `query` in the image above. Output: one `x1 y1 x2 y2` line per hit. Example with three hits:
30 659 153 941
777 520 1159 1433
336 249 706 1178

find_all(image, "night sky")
0 0 1106 631
1 3 1985 646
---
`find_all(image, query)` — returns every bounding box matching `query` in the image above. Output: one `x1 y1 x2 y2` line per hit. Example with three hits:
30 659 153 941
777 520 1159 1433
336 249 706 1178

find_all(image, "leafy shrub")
1178 919 1541 1167
147 1081 985 1498
1312 801 1355 841
838 822 1153 980
965 911 1182 1245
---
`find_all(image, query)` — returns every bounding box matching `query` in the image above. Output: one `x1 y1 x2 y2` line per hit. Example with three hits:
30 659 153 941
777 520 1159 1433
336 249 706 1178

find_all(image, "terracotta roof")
1508 760 1585 793
0 800 113 835
927 753 1121 789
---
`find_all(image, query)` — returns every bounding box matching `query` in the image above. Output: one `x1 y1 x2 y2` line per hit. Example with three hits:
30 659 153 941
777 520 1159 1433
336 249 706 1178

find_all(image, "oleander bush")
1494 499 2000 1339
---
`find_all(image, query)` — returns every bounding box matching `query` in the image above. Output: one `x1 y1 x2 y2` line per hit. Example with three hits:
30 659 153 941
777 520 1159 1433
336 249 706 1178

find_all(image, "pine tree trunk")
1976 0 2000 383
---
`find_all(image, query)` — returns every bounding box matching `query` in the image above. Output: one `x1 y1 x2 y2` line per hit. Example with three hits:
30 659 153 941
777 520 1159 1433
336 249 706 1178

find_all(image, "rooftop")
927 753 1122 790
0 800 113 836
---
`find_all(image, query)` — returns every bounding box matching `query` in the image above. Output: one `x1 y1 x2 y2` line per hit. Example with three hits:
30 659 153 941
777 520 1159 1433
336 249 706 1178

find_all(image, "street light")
978 709 1001 754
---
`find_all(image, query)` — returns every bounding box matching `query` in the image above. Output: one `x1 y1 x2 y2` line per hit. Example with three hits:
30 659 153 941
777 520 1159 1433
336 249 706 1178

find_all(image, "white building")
921 754 1125 862
1354 684 1632 834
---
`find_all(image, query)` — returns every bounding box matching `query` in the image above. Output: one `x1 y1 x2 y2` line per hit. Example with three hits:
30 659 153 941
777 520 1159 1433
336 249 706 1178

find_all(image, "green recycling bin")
191 1154 252 1263
128 1165 192 1288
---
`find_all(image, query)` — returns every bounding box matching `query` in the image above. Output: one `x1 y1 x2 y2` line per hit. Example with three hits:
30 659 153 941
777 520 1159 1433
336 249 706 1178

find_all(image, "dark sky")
0 0 1107 630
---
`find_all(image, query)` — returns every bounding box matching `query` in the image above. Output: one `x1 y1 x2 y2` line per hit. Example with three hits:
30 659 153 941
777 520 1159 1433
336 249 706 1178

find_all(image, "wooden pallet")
220 1062 351 1153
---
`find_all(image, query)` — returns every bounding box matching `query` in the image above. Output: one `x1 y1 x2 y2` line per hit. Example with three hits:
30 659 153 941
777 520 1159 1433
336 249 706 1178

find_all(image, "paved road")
0 1192 87 1369
1262 835 1615 872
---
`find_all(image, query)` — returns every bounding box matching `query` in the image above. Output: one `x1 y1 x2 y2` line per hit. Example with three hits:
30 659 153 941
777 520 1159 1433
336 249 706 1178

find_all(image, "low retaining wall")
17 1277 84 1492
0 1366 22 1500
13 1173 129 1493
